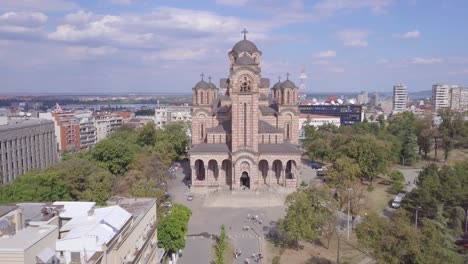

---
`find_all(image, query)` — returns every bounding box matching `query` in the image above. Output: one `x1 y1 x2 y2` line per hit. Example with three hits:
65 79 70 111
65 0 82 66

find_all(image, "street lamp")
346 188 353 240
415 205 421 229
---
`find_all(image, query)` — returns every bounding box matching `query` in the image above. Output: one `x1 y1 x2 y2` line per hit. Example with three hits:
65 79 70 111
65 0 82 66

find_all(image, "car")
308 162 322 169
317 169 326 177
187 194 194 201
391 193 406 208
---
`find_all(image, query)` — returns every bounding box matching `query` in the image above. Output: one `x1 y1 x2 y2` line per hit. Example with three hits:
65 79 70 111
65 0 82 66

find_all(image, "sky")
0 0 468 94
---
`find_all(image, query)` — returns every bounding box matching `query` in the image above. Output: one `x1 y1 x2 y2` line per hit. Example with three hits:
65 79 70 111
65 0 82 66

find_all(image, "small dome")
281 79 296 89
236 55 256 65
193 80 210 89
272 81 282 90
209 82 217 89
232 39 260 55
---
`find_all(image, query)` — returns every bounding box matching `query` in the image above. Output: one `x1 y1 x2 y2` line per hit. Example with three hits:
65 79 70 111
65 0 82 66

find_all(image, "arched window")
244 103 247 146
240 76 251 92
287 91 290 104
201 124 204 139
201 92 204 104
286 124 290 140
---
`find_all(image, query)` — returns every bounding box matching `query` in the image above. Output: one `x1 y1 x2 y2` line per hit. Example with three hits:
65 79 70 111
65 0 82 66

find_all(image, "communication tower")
298 68 307 101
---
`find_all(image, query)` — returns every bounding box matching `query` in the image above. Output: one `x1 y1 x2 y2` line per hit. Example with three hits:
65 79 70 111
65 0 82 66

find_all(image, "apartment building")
0 119 58 183
154 105 191 129
392 84 408 113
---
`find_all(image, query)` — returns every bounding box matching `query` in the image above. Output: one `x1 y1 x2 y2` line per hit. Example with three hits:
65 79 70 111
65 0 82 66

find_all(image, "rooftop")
0 118 53 132
299 114 341 119
258 143 303 154
0 225 57 251
190 143 230 153
52 201 95 219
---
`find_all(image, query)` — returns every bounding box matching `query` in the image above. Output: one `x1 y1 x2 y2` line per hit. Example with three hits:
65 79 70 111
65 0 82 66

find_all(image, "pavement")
396 168 421 192
167 160 308 264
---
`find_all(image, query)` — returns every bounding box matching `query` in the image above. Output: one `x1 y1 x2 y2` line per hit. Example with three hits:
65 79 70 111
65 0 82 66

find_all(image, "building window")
201 124 204 139
240 76 251 92
244 103 247 146
286 124 290 140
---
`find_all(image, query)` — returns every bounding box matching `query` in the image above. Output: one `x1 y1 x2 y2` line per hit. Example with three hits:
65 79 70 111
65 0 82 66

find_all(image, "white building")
154 105 191 129
298 114 340 139
94 114 124 142
357 91 368 105
432 84 451 112
55 198 158 264
392 84 408 113
449 86 468 111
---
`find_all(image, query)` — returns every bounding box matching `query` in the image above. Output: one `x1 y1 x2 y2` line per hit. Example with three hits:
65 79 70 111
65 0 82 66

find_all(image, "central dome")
232 39 260 54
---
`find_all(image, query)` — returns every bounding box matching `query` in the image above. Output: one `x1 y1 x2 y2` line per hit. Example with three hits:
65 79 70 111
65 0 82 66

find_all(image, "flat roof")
52 201 95 219
299 114 340 119
0 118 54 132
0 225 57 251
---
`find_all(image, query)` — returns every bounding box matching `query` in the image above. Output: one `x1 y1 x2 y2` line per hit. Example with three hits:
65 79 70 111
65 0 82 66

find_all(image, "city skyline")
1 0 468 93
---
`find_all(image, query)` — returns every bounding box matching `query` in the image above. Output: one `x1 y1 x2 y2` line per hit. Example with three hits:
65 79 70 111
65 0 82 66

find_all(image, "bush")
272 256 281 264
389 170 404 182
391 180 405 194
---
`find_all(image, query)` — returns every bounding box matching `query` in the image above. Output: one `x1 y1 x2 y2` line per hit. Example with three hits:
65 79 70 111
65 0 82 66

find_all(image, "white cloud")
68 46 118 57
392 30 420 39
109 0 134 5
143 48 209 61
64 11 94 25
314 0 394 17
311 60 331 65
336 29 369 47
0 0 77 11
0 12 48 36
411 57 443 65
314 50 336 59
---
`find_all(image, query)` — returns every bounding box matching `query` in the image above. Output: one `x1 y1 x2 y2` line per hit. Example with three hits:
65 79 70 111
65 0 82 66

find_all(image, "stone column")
204 165 208 185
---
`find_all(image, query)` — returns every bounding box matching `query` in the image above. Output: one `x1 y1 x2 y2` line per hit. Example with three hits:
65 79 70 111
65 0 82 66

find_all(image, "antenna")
298 67 307 102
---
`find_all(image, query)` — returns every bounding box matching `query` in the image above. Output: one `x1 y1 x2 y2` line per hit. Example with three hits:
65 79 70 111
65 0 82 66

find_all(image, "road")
168 160 291 264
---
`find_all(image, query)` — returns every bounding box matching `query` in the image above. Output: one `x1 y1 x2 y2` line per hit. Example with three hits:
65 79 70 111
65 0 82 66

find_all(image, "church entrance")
240 171 250 189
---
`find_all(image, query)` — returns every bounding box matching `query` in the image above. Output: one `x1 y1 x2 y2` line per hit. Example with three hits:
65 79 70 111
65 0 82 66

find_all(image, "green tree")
91 139 136 175
137 122 158 146
214 225 227 264
0 172 71 203
415 114 433 158
388 112 418 165
307 138 331 163
278 187 336 249
158 204 192 253
377 114 386 129
47 158 113 204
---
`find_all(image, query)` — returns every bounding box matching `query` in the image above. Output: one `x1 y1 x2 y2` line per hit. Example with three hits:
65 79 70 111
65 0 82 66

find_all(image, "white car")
391 193 406 208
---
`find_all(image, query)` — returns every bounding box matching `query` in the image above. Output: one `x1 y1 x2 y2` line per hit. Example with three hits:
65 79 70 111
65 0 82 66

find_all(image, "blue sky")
0 0 467 94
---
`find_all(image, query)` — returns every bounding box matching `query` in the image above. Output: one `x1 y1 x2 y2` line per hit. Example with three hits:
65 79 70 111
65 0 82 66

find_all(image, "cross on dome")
200 73 205 81
208 76 212 83
241 28 248 40
286 72 290 80
278 76 281 82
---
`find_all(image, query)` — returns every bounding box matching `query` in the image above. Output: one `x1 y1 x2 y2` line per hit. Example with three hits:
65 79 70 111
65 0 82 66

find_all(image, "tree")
0 172 71 203
47 158 113 205
214 225 227 264
137 122 158 146
307 138 331 163
415 115 433 158
388 112 418 165
91 139 136 175
377 114 386 129
158 204 192 253
438 109 464 161
278 187 336 249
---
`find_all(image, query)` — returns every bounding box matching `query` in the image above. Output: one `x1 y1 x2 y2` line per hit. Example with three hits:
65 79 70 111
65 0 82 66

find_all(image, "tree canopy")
158 204 192 253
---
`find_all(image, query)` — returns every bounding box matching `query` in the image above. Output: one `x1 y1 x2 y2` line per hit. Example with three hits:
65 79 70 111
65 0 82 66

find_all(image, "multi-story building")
298 114 340 139
74 110 97 150
449 86 468 111
369 92 379 111
154 105 191 129
39 110 81 153
94 113 124 142
55 198 158 264
392 84 408 113
189 32 302 190
0 119 58 183
432 84 450 112
357 91 368 105
298 104 362 125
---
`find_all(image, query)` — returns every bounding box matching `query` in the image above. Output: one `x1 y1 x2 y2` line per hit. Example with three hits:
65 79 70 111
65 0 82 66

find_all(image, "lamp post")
415 206 421 229
346 188 353 239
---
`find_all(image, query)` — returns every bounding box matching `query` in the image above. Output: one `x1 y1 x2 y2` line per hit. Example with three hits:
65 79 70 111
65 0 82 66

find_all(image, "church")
189 30 302 191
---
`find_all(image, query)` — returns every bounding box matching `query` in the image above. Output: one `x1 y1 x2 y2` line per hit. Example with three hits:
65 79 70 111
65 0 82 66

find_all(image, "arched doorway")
272 160 282 185
195 160 205 181
222 159 232 188
240 171 250 189
286 160 296 179
258 160 269 184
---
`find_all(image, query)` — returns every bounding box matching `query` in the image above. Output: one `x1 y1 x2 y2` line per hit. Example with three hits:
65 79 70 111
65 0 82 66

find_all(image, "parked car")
187 194 194 201
391 193 406 208
308 162 322 169
317 168 326 177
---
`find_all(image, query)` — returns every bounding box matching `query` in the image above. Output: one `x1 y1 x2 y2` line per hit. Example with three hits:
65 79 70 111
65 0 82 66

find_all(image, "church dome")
272 80 282 90
236 55 256 65
232 39 260 55
193 80 210 90
208 82 217 89
281 79 297 89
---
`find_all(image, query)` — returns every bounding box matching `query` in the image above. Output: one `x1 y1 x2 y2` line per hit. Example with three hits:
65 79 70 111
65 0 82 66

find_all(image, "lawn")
363 179 394 214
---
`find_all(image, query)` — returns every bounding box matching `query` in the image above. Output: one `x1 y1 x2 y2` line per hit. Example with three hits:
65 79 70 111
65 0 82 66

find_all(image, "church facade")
189 31 302 191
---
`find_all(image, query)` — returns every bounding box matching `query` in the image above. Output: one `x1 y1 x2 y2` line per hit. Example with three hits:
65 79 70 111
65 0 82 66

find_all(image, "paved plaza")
168 160 319 264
